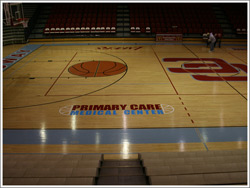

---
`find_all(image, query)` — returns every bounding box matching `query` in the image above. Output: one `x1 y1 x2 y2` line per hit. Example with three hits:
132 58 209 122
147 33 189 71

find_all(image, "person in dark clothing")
214 33 222 48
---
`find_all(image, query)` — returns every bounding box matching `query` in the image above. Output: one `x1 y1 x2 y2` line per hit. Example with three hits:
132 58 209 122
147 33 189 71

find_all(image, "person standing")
203 32 210 47
215 33 222 48
208 32 216 52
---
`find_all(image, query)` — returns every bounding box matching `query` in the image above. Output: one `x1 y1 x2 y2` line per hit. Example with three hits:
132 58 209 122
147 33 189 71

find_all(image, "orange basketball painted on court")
68 61 127 77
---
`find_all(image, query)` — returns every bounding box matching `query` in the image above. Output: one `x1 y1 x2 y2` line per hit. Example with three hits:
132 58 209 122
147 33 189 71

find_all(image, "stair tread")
97 176 148 185
97 158 148 184
99 167 144 176
102 160 141 167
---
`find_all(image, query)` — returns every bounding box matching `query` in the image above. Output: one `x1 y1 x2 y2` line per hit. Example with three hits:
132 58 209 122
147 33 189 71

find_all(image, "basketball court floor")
2 40 248 158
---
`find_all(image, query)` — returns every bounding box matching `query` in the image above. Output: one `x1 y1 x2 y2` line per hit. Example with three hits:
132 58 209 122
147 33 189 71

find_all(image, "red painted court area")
166 58 247 81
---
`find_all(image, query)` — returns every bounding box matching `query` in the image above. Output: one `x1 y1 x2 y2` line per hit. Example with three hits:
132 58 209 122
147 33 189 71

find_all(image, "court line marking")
183 44 247 101
45 93 247 97
226 51 247 64
2 152 141 155
194 128 209 151
151 46 179 95
41 42 247 47
94 61 101 77
178 96 195 126
44 52 78 96
151 46 210 151
179 94 209 151
2 83 170 86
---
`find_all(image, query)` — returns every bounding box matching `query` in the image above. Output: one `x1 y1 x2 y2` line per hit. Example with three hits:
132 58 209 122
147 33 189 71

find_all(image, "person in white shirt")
208 32 216 52
203 32 210 47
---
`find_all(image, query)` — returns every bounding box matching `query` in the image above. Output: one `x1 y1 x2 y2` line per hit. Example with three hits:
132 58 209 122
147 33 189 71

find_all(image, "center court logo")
59 104 174 116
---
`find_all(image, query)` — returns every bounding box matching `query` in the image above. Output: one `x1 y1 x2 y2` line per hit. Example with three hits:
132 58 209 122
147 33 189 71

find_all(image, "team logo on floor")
59 104 174 116
3 44 42 71
164 58 247 81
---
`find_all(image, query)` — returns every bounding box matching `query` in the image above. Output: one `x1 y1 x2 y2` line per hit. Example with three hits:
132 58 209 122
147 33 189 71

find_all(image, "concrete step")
96 157 148 185
102 160 141 167
97 175 148 185
99 167 144 176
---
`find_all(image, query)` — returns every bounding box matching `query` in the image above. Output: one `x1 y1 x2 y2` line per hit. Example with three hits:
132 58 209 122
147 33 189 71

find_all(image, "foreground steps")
96 159 149 185
3 150 247 185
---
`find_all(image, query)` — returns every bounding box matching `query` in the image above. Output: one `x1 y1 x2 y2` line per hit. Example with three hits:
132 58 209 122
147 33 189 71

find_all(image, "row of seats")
3 154 102 185
130 24 222 34
139 150 247 185
131 27 223 35
44 22 116 34
129 4 221 34
44 4 117 34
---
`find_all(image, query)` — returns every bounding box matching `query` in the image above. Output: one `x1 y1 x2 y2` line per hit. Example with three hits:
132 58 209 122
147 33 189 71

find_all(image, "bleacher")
43 3 224 36
3 3 247 41
140 150 247 185
3 154 101 185
3 150 247 185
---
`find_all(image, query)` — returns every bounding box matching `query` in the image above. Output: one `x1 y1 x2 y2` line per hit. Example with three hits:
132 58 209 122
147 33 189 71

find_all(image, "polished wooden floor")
2 40 248 154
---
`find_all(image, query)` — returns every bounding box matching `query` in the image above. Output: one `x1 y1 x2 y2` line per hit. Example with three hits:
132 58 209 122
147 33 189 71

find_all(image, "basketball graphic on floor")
68 61 127 77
